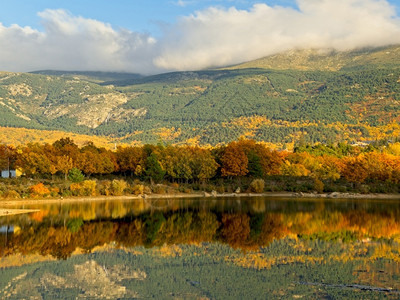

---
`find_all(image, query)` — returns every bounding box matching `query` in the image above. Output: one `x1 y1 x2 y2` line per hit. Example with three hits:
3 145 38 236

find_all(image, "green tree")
145 153 165 183
68 167 85 182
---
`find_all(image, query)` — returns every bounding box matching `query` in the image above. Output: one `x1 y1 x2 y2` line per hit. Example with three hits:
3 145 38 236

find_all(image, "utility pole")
7 150 9 178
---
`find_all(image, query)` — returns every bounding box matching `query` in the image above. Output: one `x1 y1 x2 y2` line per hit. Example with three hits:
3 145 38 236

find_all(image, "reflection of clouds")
0 1 399 73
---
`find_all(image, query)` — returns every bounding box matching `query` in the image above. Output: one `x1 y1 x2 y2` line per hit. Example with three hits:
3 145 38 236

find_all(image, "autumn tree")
220 141 249 177
16 143 51 176
190 147 218 182
76 143 116 177
341 154 369 184
56 155 74 180
115 146 144 176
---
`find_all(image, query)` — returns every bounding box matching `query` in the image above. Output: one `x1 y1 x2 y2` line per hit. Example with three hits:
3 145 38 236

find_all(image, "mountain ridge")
225 45 400 71
1 44 400 147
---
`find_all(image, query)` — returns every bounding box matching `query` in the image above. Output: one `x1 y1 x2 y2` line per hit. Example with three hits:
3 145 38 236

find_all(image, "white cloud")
154 0 400 70
0 1 400 74
173 0 192 7
0 9 158 74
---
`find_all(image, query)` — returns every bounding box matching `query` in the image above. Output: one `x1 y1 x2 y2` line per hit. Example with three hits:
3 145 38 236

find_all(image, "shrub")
98 180 112 196
29 183 50 197
81 180 97 196
50 187 60 197
170 182 180 189
132 184 145 195
70 180 97 196
249 179 265 193
359 184 370 194
3 190 21 199
314 178 324 193
110 179 127 196
216 185 225 193
61 190 73 197
152 184 166 194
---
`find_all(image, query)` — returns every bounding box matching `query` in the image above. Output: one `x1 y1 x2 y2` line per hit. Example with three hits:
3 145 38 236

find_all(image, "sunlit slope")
0 126 119 148
226 45 400 71
0 45 400 146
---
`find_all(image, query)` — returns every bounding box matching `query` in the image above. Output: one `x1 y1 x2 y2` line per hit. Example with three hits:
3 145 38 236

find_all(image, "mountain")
1 45 400 148
30 70 143 83
226 45 400 71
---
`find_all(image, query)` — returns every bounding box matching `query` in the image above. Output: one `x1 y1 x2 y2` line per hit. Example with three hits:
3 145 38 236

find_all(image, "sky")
0 0 400 74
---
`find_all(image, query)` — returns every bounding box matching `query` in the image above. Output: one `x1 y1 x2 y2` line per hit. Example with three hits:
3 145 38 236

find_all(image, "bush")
313 178 324 193
249 179 265 193
50 187 60 197
70 180 97 196
98 180 112 196
170 182 180 189
61 190 73 197
29 183 50 197
3 190 21 199
152 184 166 194
132 184 145 195
110 179 127 196
358 184 370 194
216 185 225 193
81 180 97 196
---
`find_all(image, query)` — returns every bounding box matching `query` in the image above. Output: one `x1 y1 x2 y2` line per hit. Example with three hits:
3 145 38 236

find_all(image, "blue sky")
1 0 400 73
0 0 301 35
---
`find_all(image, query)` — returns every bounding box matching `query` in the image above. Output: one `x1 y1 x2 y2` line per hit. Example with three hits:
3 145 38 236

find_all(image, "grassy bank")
0 174 399 204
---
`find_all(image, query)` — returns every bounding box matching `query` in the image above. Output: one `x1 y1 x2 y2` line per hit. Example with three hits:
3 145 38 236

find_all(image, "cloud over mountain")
0 0 399 74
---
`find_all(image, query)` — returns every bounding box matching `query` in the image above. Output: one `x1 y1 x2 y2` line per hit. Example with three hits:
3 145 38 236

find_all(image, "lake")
0 196 399 299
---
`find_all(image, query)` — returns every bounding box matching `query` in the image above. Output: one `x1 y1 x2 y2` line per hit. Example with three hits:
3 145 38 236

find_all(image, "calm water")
0 197 399 299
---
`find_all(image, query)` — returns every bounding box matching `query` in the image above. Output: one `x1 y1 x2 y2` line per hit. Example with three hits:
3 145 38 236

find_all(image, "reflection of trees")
2 202 400 259
221 214 251 249
115 220 145 247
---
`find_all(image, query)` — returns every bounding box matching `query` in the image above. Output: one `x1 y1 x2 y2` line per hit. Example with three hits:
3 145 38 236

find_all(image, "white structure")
1 170 16 178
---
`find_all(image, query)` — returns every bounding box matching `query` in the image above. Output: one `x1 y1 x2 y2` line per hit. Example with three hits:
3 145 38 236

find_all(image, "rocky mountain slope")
0 45 400 147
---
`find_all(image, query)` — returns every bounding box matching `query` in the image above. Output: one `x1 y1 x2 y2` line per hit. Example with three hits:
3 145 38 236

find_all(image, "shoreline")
0 208 40 217
0 191 399 208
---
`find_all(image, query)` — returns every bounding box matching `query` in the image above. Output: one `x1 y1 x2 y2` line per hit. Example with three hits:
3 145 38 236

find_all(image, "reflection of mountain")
1 260 143 299
1 242 399 299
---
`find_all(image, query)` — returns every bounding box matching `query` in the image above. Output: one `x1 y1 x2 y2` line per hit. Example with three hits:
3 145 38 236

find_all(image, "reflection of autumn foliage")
3 203 400 259
221 214 251 249
75 222 118 253
30 210 49 222
258 214 286 245
115 220 145 247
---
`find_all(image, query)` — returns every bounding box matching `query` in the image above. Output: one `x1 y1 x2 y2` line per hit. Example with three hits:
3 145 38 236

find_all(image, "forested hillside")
1 45 400 147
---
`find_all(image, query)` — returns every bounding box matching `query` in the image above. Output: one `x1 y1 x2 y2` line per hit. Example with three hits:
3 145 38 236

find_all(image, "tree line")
2 137 400 192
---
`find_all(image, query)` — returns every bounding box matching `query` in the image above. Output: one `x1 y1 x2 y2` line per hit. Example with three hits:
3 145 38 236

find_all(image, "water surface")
0 197 399 299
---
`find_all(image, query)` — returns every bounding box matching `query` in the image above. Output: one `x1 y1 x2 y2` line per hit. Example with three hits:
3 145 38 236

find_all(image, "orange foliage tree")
220 141 249 177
